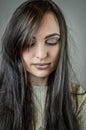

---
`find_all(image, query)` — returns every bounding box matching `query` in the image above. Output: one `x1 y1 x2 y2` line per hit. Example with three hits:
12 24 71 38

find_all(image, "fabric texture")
70 84 86 130
32 84 86 130
32 86 47 130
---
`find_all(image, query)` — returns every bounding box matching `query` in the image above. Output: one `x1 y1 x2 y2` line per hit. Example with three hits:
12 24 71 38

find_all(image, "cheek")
22 51 31 66
22 49 33 61
51 46 60 63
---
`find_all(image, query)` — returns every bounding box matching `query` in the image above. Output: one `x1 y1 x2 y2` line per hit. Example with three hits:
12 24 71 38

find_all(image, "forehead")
34 12 60 39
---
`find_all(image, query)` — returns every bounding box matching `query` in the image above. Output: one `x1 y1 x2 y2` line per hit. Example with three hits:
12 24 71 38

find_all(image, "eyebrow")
44 33 60 39
33 33 60 40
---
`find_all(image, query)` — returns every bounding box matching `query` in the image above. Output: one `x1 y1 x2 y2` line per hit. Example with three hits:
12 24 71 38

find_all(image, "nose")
35 44 48 60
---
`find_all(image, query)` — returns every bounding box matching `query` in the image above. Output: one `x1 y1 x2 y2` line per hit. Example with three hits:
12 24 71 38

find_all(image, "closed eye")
45 37 60 45
30 42 35 47
29 39 36 47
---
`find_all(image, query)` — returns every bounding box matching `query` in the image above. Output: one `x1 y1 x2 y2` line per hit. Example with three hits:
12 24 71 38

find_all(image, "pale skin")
22 12 61 86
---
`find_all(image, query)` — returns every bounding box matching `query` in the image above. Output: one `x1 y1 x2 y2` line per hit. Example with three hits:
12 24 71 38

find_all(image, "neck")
27 73 48 86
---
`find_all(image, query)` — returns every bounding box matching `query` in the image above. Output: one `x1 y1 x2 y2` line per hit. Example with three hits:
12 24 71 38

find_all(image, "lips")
33 63 50 69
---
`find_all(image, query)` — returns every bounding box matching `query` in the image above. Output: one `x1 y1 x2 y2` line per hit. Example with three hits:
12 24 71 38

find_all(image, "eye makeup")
28 33 61 47
45 36 60 45
44 33 60 46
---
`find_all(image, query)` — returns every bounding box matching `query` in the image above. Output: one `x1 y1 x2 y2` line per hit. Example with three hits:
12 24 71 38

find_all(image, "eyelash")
30 38 60 47
45 38 60 46
45 41 59 46
30 43 35 47
30 42 57 48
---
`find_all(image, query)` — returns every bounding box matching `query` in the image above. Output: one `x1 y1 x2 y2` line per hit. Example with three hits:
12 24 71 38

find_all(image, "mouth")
32 63 51 70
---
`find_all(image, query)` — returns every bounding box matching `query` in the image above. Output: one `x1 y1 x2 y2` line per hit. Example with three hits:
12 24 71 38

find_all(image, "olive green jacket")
71 84 86 130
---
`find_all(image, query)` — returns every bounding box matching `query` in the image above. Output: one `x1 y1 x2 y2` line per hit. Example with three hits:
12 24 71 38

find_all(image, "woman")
0 0 86 130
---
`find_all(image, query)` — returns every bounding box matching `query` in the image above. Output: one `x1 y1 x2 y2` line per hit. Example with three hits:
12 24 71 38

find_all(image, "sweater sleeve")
71 84 86 130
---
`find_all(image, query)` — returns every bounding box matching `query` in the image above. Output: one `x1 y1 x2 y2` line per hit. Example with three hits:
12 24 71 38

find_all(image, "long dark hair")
0 0 79 130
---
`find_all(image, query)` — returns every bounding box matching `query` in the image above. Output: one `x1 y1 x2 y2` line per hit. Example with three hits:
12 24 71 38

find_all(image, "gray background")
0 0 86 90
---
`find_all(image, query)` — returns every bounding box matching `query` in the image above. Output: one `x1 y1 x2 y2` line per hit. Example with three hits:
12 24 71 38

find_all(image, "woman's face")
22 12 61 79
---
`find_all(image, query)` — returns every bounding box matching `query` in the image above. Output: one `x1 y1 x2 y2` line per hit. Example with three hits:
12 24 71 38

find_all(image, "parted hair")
0 0 79 130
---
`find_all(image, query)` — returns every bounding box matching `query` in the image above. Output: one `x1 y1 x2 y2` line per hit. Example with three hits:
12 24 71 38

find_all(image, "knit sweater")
32 86 47 130
32 84 86 130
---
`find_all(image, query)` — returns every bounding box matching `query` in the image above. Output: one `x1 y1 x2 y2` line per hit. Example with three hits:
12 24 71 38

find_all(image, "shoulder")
70 83 86 130
70 83 86 94
70 83 86 97
70 83 86 112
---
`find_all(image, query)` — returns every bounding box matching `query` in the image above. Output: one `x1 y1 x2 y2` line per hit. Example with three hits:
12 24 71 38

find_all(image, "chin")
33 72 51 78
